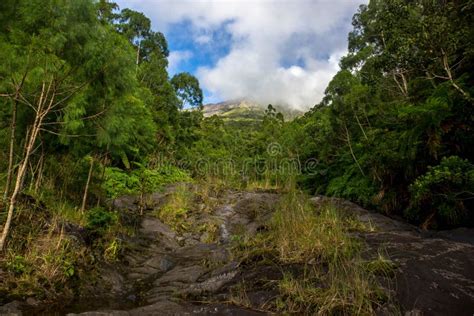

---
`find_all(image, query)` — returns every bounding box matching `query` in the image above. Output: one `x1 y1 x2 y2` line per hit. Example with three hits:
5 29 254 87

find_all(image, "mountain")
202 99 304 124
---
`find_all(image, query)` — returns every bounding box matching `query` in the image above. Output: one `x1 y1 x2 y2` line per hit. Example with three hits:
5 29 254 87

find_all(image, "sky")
115 0 365 110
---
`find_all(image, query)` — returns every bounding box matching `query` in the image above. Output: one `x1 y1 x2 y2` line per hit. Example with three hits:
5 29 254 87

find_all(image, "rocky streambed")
1 186 473 315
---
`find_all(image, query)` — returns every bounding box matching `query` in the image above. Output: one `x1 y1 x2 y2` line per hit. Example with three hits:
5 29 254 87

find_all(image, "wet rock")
175 243 230 263
140 216 179 249
185 270 238 295
189 304 265 315
144 255 175 272
436 227 474 244
68 311 130 316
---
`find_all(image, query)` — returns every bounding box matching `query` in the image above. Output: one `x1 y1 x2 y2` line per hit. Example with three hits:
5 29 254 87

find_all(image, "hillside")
202 99 303 125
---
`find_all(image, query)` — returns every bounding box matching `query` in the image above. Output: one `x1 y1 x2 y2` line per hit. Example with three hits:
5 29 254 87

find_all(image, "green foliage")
102 165 191 199
102 167 139 198
171 72 203 109
283 0 474 227
407 156 474 227
86 207 118 233
326 169 377 206
0 0 473 304
5 255 31 276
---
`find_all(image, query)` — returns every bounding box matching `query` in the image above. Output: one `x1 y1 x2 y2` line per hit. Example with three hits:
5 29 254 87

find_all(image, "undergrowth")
0 195 134 302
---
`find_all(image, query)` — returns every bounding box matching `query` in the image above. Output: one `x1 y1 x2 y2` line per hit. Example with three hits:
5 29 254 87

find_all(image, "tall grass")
153 184 194 233
0 206 86 300
270 190 391 315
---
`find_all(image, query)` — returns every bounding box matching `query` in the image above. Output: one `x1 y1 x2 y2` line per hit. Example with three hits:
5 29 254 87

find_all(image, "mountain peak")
202 99 303 120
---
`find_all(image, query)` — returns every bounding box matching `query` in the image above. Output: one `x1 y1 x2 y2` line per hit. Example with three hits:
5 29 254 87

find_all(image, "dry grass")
269 191 392 314
0 209 86 299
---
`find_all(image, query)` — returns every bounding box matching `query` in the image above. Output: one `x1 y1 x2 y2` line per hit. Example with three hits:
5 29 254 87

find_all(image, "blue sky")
115 0 365 109
165 19 233 74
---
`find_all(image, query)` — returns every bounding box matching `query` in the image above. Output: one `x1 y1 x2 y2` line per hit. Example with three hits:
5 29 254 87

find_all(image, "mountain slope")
202 99 303 123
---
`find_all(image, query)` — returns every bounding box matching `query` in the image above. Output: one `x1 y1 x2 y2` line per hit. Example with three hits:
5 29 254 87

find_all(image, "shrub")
102 165 191 198
407 156 474 227
326 167 377 207
86 207 118 234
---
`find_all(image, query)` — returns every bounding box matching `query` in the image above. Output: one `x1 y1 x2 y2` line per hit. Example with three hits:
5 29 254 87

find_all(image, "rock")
111 195 138 212
311 196 474 316
155 265 207 285
128 300 185 316
0 301 22 316
68 311 130 316
143 255 175 272
25 297 39 306
24 188 474 316
140 216 179 249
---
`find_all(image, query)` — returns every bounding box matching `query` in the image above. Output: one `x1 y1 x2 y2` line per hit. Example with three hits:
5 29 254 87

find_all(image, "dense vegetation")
0 0 203 300
0 0 473 310
284 0 474 229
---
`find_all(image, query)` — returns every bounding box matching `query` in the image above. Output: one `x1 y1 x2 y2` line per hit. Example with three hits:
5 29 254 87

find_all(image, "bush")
86 207 118 234
326 167 377 207
407 156 474 227
102 165 191 198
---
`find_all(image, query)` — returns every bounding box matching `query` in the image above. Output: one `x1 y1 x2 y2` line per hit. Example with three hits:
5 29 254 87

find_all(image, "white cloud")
116 0 365 109
195 34 212 44
198 49 345 109
167 50 193 75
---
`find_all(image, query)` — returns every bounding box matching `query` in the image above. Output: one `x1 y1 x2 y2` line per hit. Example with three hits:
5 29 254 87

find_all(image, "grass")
0 192 132 301
0 205 86 300
153 184 194 233
229 189 394 315
364 251 398 277
272 193 362 263
152 182 222 241
271 191 392 314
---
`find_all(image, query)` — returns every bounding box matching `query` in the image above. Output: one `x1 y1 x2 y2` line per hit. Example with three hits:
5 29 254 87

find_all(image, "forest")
0 0 473 315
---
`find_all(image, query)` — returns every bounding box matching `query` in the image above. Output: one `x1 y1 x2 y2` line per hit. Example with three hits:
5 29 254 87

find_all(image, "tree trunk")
81 156 94 212
441 53 472 102
3 99 17 202
0 114 42 251
34 146 44 194
136 41 141 71
0 80 53 252
343 123 365 177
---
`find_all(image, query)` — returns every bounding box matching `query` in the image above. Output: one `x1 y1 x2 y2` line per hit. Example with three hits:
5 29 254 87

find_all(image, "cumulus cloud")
116 0 365 109
167 50 193 75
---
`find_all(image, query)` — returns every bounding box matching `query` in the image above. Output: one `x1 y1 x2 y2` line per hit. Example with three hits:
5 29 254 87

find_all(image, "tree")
0 0 157 250
170 73 203 109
